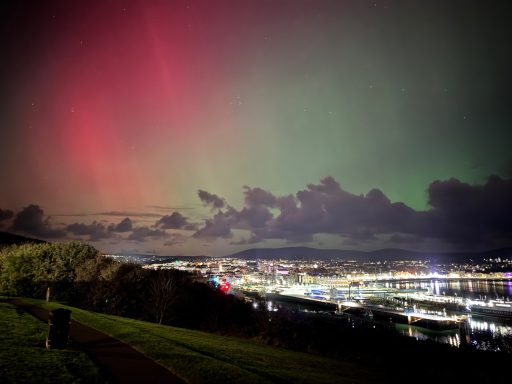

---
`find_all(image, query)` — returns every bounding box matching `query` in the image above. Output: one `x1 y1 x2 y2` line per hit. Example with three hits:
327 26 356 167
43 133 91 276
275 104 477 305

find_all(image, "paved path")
10 300 184 384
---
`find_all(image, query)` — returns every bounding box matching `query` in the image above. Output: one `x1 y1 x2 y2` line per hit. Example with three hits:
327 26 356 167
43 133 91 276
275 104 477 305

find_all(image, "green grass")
0 302 105 383
20 299 379 383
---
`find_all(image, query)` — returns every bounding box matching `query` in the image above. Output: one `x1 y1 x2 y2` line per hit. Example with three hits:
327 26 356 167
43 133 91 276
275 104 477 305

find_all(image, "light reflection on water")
397 318 512 352
396 324 461 347
386 279 512 352
385 279 512 301
466 317 512 352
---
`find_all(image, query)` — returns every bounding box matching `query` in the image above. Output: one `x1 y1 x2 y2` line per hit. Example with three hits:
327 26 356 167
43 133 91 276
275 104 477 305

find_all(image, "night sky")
1 0 511 256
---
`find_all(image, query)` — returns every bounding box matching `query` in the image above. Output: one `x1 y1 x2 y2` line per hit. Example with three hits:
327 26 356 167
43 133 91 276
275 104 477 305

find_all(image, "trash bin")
46 308 71 349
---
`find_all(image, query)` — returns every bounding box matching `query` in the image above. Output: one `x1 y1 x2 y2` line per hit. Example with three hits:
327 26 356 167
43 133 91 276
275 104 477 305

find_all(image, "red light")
220 282 231 293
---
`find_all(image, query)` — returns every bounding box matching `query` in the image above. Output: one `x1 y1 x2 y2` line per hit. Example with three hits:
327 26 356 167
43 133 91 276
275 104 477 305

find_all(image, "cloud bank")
194 175 512 249
155 212 196 230
10 204 65 238
3 175 511 252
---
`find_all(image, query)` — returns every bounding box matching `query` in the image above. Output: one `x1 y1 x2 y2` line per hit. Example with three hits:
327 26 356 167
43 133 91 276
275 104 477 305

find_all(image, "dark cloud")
237 186 276 229
66 217 133 240
0 209 14 224
11 204 66 238
128 226 167 242
261 177 416 242
243 186 277 207
155 212 194 230
66 221 115 241
198 190 225 209
184 223 198 231
108 217 133 232
195 175 512 249
238 206 273 229
421 175 512 246
193 210 234 240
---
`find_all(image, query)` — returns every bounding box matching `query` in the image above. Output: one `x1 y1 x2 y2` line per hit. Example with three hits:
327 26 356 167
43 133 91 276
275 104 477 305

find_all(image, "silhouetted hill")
226 246 512 262
0 231 45 246
227 247 361 260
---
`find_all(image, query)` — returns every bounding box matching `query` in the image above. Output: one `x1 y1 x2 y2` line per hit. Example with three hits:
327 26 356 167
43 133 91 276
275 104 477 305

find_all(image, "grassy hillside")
19 299 377 384
0 301 105 383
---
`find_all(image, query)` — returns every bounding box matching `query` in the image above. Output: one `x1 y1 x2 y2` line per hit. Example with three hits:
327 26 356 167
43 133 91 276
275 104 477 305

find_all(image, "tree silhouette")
147 269 182 325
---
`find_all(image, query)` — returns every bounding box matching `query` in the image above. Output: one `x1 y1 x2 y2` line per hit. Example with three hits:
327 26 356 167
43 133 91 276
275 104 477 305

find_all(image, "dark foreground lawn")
8 298 511 384
0 301 105 383
19 299 378 384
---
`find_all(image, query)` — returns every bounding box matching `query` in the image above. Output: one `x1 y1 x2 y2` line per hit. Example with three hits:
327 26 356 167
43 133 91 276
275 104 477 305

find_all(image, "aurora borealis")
1 0 511 256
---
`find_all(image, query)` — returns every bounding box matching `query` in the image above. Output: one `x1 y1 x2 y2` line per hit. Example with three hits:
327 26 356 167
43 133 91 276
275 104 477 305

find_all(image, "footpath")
10 300 184 384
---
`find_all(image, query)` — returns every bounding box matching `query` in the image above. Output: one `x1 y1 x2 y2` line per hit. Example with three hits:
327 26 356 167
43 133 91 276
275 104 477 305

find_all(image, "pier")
266 292 465 329
337 300 464 329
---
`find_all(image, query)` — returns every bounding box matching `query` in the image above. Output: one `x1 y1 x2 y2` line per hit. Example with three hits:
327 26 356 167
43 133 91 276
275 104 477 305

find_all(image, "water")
383 279 512 301
394 319 512 352
384 279 512 352
268 279 512 352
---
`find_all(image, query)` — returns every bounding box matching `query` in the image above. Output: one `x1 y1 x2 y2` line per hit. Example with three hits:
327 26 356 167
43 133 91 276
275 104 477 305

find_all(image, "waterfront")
385 279 512 352
140 254 512 352
383 279 512 301
268 279 512 353
394 315 512 352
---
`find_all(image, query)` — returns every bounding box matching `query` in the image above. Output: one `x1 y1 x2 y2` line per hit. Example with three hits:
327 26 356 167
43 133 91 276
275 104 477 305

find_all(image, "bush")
0 241 98 297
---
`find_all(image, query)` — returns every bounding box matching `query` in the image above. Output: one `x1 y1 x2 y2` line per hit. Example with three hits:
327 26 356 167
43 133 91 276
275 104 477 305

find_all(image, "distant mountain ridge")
0 231 45 246
226 246 512 262
2 230 510 262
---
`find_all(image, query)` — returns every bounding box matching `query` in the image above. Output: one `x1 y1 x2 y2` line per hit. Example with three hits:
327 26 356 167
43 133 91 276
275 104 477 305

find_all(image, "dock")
266 292 465 329
337 300 464 329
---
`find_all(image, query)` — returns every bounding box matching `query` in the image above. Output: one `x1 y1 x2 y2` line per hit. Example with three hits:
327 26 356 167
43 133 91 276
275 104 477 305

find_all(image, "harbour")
258 278 512 352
